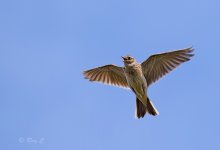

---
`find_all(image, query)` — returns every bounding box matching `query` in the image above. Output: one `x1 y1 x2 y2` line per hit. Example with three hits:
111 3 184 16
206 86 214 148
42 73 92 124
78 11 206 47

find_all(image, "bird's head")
121 55 136 64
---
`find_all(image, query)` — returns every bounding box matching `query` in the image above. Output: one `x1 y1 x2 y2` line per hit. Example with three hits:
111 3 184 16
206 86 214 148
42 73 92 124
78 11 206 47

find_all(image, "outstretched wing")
83 64 129 88
141 47 194 86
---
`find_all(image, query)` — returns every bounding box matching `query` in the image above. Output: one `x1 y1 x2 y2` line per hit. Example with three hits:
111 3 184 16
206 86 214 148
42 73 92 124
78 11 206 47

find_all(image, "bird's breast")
124 66 147 88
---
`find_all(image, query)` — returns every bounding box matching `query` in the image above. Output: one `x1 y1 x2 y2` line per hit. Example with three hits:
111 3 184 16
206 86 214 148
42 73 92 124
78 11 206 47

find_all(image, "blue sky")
0 0 220 149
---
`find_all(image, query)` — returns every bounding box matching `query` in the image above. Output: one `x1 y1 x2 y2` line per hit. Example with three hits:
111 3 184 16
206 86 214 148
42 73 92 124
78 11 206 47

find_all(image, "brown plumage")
83 47 194 118
83 65 129 88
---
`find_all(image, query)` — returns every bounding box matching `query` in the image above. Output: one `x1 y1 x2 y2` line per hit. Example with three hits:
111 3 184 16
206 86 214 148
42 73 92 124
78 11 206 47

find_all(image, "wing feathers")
141 47 194 86
83 64 129 88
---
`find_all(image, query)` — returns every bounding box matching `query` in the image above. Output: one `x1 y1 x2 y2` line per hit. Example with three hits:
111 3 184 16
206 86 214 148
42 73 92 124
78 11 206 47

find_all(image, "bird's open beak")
121 56 126 60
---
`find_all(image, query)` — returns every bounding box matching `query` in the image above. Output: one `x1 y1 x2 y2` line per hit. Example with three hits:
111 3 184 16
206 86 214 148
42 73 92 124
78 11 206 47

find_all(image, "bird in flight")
83 47 194 118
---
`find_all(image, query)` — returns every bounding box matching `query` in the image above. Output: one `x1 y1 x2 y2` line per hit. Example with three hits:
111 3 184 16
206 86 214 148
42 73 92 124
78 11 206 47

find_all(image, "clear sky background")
0 0 220 150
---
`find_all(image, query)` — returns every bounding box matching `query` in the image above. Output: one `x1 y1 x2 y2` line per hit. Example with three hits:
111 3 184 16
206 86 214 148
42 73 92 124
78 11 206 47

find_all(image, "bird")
83 47 194 118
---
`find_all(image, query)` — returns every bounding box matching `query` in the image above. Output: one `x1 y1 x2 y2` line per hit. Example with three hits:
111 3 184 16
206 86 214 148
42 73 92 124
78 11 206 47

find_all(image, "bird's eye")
128 57 131 60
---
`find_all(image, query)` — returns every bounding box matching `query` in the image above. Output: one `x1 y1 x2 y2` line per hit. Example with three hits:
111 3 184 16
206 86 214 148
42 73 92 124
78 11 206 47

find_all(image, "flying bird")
83 47 194 118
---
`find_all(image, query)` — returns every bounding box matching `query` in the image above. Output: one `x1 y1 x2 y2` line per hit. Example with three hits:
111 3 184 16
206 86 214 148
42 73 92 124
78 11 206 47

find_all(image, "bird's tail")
136 97 159 118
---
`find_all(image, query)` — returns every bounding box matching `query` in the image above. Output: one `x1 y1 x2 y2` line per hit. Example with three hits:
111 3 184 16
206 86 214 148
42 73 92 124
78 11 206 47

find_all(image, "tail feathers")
136 97 159 118
147 98 159 116
136 98 146 118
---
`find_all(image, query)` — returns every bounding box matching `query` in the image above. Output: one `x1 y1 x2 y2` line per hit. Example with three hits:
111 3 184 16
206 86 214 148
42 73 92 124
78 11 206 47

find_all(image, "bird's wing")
141 47 194 86
83 64 129 88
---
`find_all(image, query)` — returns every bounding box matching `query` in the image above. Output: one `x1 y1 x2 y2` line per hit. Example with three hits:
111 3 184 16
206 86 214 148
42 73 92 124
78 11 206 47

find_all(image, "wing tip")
186 46 194 53
83 70 91 80
185 46 195 59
